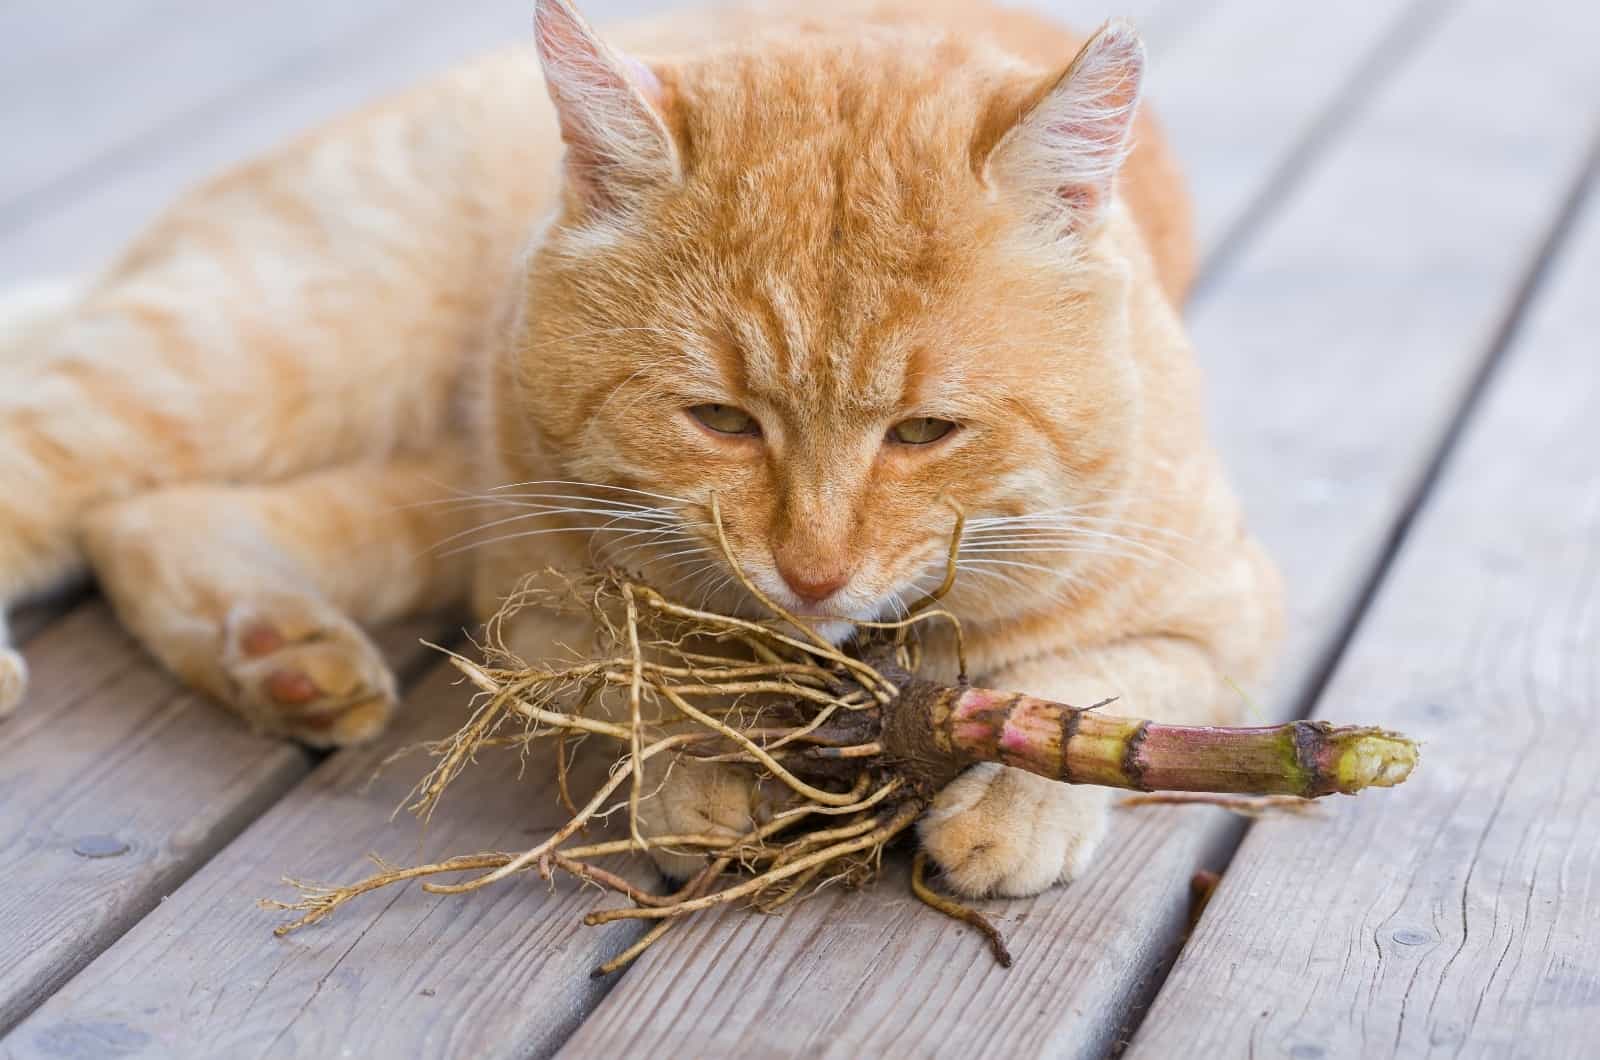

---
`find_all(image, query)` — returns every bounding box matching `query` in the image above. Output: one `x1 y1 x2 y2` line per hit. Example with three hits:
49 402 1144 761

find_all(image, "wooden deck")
2 1 1597 1056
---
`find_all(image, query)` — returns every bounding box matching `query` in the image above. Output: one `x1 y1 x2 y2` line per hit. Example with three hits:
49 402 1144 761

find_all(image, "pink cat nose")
777 563 849 604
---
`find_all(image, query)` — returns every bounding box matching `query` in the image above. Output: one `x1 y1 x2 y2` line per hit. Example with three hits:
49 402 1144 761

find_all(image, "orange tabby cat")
0 0 1280 896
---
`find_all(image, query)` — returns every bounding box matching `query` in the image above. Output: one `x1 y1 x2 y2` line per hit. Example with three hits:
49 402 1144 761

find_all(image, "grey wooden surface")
6 666 654 1060
0 606 308 1035
0 0 538 285
0 606 444 1036
1127 147 1600 1060
2 0 1597 1057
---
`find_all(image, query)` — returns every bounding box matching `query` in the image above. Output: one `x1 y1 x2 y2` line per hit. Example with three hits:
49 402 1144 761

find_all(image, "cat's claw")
917 763 1109 897
221 600 396 747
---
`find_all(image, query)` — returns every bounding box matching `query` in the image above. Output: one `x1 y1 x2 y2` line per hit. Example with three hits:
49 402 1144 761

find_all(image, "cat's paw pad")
221 600 396 748
917 764 1110 897
0 647 26 717
636 756 772 880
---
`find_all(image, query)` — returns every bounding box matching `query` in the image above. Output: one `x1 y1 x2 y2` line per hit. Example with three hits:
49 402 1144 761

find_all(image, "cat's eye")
888 417 957 445
689 403 760 437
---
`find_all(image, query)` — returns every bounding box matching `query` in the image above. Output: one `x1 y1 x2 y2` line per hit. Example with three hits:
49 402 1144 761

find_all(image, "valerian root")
911 852 1013 968
265 499 1418 973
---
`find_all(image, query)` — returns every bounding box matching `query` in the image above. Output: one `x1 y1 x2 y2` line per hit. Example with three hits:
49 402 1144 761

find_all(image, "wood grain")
0 0 672 286
557 1 1600 1055
1127 144 1600 1060
1152 0 1449 258
0 0 526 1031
0 604 446 1036
0 605 305 1036
0 0 429 208
2 662 655 1060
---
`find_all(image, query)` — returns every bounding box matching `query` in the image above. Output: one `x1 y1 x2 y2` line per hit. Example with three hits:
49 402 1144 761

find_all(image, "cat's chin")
800 617 860 647
760 604 877 647
720 572 887 646
787 599 906 647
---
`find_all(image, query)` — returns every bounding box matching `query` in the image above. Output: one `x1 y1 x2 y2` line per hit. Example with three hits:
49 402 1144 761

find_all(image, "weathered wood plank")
0 1 190 97
1197 0 1597 723
1127 146 1600 1060
0 605 305 1035
3 663 652 1060
557 1 1600 1055
1 4 528 1028
0 604 445 1036
0 0 450 212
0 0 665 286
1151 0 1450 258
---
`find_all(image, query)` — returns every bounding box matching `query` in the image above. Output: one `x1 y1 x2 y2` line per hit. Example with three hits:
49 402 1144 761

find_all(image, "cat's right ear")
534 0 680 211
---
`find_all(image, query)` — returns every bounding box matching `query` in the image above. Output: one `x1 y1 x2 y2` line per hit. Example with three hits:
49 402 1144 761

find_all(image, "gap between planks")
3 658 659 1059
1187 0 1456 287
0 0 485 225
0 600 455 1037
0 0 544 284
1115 113 1600 1059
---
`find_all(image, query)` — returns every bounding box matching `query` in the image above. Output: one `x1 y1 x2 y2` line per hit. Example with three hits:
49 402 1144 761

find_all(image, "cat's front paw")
0 646 26 717
220 598 397 748
635 756 780 880
917 764 1110 897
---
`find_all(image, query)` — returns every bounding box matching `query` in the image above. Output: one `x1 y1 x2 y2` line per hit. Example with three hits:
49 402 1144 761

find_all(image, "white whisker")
437 523 684 559
426 507 669 554
485 479 691 506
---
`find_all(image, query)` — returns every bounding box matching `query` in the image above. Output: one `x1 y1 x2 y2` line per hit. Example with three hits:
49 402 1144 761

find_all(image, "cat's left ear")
983 20 1144 236
534 0 680 211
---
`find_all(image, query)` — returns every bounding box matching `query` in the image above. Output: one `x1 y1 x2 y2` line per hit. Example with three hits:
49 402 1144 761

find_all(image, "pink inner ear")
1058 182 1099 213
619 53 666 108
1018 21 1145 224
1049 115 1126 212
534 0 674 208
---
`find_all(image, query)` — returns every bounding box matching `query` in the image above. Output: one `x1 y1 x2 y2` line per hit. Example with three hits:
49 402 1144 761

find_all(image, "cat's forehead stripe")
764 277 809 383
730 303 917 420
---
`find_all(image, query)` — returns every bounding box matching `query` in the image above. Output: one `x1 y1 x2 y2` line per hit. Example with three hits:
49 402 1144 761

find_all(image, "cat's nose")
776 562 849 604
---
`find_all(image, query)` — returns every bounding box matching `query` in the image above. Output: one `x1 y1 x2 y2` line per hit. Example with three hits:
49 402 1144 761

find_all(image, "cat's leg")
0 279 86 714
0 123 496 710
0 291 465 624
917 634 1239 897
80 451 474 746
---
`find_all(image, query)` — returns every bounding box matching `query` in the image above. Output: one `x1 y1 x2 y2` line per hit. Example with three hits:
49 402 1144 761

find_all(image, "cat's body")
0 0 1279 895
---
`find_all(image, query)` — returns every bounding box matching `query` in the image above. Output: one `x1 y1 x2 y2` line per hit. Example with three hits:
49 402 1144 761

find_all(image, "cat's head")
486 0 1161 638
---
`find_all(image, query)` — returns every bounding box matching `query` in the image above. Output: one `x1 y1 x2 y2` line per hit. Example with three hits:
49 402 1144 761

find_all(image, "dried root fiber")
266 507 1417 972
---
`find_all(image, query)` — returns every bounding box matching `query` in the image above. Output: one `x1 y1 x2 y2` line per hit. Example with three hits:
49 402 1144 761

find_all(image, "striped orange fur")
0 0 1279 896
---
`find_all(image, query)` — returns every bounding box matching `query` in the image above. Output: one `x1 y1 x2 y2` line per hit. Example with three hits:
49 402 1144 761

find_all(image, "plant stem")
886 680 1419 798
